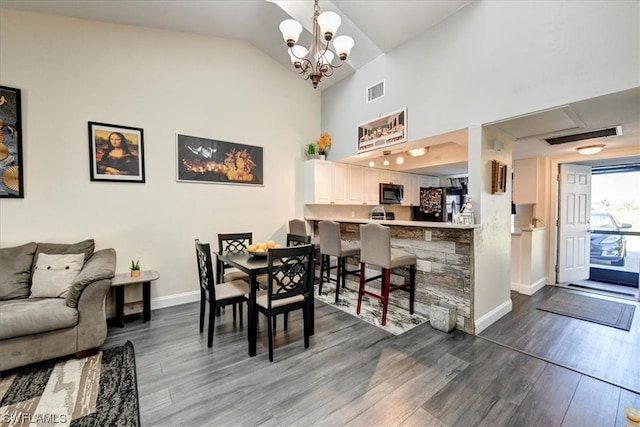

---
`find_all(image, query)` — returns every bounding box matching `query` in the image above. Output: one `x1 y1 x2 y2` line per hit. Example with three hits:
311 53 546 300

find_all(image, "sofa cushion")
32 239 95 274
0 298 79 340
30 253 85 298
0 242 37 301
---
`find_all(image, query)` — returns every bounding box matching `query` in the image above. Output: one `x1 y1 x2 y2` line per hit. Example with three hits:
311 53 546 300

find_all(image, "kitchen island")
305 217 479 333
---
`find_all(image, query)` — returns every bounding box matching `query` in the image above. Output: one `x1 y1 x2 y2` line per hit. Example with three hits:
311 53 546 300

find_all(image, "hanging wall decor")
176 134 264 186
491 160 508 194
357 108 407 153
0 85 24 198
88 122 145 183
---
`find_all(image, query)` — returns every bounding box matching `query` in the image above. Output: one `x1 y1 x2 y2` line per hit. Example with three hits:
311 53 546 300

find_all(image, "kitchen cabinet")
363 168 380 205
513 158 540 204
304 159 332 204
405 174 421 206
331 162 348 204
347 165 364 204
418 176 440 188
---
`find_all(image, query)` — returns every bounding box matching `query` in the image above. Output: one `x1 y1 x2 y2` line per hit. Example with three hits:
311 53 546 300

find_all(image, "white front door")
557 163 592 283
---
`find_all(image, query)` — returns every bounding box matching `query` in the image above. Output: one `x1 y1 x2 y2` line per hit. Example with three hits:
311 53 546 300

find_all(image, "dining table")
216 250 315 357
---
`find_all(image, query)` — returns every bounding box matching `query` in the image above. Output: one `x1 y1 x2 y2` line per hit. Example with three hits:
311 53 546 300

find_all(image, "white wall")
320 0 639 330
322 0 639 160
0 10 320 303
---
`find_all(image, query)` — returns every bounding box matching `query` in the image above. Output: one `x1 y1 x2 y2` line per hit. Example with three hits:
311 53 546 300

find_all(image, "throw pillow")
0 242 37 300
31 239 95 275
30 253 85 298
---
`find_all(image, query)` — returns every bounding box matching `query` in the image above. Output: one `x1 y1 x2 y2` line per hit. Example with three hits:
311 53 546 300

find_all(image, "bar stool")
357 223 416 326
318 220 360 303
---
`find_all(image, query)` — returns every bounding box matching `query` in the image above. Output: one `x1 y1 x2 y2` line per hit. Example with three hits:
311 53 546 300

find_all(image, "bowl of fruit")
247 240 282 257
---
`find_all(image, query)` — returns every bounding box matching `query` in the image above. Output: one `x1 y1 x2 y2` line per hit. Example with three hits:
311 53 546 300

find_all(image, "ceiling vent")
544 125 622 145
366 80 385 103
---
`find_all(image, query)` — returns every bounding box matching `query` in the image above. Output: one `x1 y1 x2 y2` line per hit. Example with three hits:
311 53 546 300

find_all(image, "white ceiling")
1 0 638 175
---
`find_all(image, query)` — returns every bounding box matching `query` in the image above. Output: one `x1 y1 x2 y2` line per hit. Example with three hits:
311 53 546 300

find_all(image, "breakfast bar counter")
305 217 477 333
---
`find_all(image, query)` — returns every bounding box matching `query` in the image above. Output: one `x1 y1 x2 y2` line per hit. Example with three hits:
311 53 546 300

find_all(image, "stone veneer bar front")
306 217 479 333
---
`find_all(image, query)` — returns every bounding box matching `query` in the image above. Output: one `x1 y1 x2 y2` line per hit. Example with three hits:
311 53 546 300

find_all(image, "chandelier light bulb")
279 19 303 47
333 35 354 60
317 11 341 39
288 45 308 66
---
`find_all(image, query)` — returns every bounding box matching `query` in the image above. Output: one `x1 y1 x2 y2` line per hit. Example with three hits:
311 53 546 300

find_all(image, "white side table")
111 270 160 327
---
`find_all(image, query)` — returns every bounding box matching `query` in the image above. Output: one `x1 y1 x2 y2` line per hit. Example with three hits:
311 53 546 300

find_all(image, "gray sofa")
0 239 116 372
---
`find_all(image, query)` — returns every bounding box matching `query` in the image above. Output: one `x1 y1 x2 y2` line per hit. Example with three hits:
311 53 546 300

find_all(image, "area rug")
315 282 427 335
0 341 140 426
537 291 635 331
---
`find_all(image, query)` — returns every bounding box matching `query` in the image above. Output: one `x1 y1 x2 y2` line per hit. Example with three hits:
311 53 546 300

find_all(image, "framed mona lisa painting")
88 121 145 183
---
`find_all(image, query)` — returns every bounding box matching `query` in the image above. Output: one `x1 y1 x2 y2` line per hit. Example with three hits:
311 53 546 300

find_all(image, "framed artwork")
357 108 407 153
491 160 508 194
88 122 145 183
176 134 263 186
0 85 24 198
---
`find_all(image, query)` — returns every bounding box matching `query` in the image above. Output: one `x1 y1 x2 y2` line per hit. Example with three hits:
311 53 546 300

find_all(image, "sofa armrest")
75 277 112 351
66 248 116 308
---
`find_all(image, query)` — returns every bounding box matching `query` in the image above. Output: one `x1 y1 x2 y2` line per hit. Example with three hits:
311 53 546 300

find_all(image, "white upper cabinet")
347 165 364 204
418 176 440 188
363 168 380 205
304 159 332 204
331 162 348 204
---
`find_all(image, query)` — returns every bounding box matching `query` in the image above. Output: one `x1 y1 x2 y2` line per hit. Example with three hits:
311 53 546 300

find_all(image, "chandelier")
278 0 355 88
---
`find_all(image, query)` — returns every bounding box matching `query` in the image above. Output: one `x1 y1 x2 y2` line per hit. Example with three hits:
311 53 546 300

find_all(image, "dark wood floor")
104 287 640 426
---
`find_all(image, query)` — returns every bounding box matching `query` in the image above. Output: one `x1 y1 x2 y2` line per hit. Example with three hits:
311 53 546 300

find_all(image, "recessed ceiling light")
369 160 375 167
396 156 403 165
383 158 389 166
577 144 605 155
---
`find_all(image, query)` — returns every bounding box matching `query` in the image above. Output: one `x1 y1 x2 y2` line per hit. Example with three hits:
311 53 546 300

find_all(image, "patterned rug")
0 342 139 426
315 282 427 335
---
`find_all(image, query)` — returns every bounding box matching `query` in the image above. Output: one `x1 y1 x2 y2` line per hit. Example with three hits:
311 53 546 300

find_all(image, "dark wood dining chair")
255 244 315 362
287 233 311 246
217 232 252 318
195 239 249 348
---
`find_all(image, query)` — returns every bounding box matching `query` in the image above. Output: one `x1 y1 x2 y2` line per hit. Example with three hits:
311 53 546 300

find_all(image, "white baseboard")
518 278 546 296
151 290 200 310
474 298 512 335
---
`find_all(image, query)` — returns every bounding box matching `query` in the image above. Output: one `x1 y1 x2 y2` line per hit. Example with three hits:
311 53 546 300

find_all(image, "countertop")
304 216 480 229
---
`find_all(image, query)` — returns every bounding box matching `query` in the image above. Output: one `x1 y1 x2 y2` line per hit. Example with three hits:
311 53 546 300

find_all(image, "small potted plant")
316 132 331 160
130 260 141 278
305 143 317 160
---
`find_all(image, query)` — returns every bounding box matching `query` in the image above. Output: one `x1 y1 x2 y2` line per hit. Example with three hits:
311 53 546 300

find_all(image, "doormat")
537 291 635 331
315 282 427 335
0 341 140 426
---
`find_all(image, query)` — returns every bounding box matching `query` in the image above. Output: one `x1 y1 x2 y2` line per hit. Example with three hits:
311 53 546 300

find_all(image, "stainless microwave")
379 183 403 204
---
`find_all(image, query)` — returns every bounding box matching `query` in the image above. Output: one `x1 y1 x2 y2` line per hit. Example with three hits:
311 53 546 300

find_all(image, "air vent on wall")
544 126 622 145
366 80 385 103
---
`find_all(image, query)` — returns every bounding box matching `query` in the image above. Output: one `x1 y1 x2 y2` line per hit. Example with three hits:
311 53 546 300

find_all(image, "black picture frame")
0 85 24 198
88 122 145 183
176 134 264 186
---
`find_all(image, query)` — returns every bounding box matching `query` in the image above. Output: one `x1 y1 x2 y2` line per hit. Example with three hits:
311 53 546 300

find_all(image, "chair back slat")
267 244 314 306
195 239 216 299
218 232 252 253
286 233 311 247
